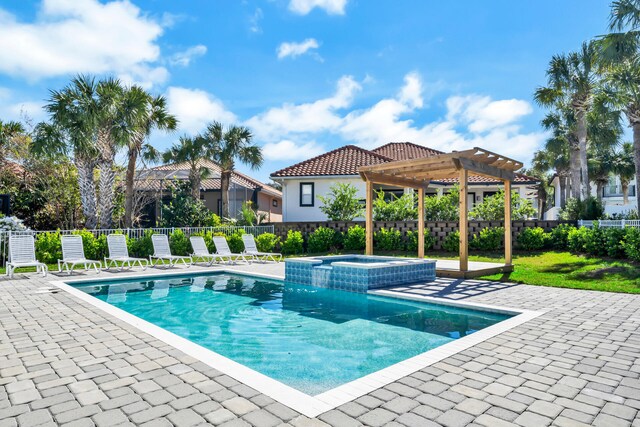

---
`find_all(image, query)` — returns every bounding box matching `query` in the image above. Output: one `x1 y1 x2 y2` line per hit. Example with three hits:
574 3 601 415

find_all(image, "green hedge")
25 223 640 264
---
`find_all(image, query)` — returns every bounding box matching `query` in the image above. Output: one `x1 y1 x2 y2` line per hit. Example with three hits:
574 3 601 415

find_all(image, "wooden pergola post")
418 187 425 258
365 180 373 255
459 168 468 272
504 179 512 265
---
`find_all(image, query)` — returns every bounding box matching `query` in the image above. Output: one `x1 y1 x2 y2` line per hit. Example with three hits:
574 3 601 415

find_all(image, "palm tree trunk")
97 161 116 229
622 181 629 205
633 121 640 212
75 156 97 229
569 139 582 200
221 170 231 218
124 147 138 228
596 182 604 202
576 108 590 200
559 176 567 208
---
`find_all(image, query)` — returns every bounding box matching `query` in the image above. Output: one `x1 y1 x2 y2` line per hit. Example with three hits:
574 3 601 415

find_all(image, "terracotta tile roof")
135 159 281 197
270 145 392 177
371 142 444 160
270 142 540 185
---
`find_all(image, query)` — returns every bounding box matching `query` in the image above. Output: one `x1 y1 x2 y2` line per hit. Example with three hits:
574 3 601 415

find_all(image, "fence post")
622 219 626 228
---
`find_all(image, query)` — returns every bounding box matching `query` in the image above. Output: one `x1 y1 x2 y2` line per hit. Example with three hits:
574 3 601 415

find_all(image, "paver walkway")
1 264 639 427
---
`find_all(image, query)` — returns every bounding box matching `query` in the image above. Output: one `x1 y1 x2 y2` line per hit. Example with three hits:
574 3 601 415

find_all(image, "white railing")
578 219 640 228
0 225 274 267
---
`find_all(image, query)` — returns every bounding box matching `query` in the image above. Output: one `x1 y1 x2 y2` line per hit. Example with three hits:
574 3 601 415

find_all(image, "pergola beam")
360 172 430 190
456 157 516 181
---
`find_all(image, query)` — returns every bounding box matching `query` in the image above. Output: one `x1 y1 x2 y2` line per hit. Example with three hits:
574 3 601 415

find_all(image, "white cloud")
246 75 361 141
277 38 320 60
447 95 533 133
244 72 545 165
170 45 207 67
0 0 166 86
262 140 325 161
249 8 263 34
166 87 237 135
288 0 348 15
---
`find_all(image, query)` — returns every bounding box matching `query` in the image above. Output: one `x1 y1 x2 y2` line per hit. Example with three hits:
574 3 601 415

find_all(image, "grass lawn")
423 250 640 294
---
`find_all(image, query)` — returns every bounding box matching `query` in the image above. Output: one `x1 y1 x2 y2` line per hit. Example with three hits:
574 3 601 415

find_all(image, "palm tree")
122 87 177 227
534 42 599 200
539 110 576 204
35 77 102 228
598 0 640 211
199 122 263 218
93 77 130 229
162 136 210 199
600 58 640 211
589 147 615 201
614 142 636 204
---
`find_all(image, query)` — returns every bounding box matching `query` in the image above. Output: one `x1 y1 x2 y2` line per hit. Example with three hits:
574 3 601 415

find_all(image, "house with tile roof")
270 142 540 222
134 159 282 224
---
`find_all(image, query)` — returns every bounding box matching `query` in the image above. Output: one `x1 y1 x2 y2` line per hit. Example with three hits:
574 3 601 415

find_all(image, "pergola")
358 147 523 276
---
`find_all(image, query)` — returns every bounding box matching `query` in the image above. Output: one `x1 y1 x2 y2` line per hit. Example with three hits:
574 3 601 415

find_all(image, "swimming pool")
71 272 511 395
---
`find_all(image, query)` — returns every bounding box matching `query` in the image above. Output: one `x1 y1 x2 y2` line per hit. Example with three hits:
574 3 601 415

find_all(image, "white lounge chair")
104 234 149 271
189 236 226 266
212 236 248 263
150 234 192 268
242 234 282 263
6 234 48 278
58 235 101 275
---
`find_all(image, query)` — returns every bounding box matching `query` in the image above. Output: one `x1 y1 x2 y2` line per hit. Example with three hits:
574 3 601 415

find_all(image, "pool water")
73 273 511 395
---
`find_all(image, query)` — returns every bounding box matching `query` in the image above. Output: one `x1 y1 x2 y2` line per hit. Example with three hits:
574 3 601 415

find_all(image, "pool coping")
49 268 543 418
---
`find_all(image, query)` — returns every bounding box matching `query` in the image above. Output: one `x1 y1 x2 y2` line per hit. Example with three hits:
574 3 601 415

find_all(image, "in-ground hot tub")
285 255 436 293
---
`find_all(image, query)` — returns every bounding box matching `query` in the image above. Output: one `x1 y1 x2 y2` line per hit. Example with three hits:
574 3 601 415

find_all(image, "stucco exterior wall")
278 175 535 222
257 191 282 223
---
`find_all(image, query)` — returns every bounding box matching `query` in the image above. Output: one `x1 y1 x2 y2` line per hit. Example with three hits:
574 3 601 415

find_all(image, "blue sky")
0 0 612 182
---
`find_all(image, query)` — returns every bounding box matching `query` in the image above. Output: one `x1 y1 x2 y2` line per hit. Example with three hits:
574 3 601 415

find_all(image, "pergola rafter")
358 146 522 275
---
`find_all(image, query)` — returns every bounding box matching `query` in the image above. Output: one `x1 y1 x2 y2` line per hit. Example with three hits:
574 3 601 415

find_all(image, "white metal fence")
577 220 640 228
0 225 274 267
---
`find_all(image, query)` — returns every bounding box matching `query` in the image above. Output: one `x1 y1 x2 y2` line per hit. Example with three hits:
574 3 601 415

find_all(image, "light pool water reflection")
73 273 511 395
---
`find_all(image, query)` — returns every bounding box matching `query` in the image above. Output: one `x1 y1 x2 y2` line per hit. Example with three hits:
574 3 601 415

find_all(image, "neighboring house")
134 159 282 224
270 142 540 222
546 174 637 219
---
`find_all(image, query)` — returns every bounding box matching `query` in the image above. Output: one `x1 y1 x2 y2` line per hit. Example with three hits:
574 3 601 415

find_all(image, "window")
300 183 314 206
272 199 278 207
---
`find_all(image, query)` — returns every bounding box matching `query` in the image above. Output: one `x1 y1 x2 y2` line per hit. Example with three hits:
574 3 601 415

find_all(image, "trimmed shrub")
374 227 403 251
35 231 61 264
583 224 606 256
470 227 504 251
72 230 100 260
226 231 245 254
567 227 589 252
405 230 436 252
95 234 109 260
623 227 640 262
548 224 575 249
128 230 155 258
343 225 366 251
169 229 190 256
442 230 460 253
516 227 548 251
307 227 337 253
604 227 627 258
282 230 304 255
255 233 280 253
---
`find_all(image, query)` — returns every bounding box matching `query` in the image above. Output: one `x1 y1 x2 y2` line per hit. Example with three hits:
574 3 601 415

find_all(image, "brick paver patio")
1 264 639 426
